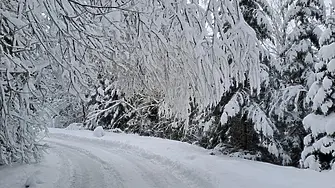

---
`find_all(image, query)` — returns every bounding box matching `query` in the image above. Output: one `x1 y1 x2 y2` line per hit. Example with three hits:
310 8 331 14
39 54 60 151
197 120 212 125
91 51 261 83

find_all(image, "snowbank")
93 126 105 137
0 151 62 188
107 128 124 133
65 123 84 130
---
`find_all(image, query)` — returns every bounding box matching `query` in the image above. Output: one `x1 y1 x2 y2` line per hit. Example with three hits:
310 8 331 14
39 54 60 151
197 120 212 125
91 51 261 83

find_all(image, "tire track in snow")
53 145 104 188
47 133 216 188
47 140 125 188
84 140 213 188
47 139 170 188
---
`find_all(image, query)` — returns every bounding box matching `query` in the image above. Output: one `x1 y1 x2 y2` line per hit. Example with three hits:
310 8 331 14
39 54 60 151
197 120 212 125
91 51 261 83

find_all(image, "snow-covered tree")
301 5 335 171
273 0 325 122
0 0 115 164
239 0 273 41
0 0 48 165
5 0 331 168
77 1 283 163
284 0 325 86
262 0 326 166
183 0 291 164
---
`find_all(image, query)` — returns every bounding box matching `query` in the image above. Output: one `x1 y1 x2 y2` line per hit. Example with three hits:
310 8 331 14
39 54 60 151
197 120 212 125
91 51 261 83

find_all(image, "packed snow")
25 171 44 188
1 128 334 188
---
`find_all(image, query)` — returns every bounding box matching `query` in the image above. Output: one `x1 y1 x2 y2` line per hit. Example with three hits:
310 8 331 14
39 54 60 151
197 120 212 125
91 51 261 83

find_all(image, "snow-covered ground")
0 128 334 188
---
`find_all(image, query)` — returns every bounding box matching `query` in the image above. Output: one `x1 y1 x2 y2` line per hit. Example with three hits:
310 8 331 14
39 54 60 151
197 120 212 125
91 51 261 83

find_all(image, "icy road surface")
0 128 334 188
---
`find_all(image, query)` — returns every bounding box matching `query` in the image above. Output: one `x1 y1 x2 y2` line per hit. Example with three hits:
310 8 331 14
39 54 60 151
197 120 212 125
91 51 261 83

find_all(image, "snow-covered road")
1 128 334 188
44 134 213 188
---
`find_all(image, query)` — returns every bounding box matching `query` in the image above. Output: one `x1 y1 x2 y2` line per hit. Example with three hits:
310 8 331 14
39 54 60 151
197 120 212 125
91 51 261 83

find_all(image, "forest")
1 0 335 172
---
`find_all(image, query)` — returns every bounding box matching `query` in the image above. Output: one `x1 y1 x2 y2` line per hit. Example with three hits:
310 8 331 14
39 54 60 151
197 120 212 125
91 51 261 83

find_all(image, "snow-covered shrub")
93 126 105 138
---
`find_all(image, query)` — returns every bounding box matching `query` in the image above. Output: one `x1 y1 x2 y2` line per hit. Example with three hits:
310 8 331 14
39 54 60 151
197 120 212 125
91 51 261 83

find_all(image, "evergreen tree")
239 0 273 41
265 0 326 166
301 6 335 171
194 0 289 164
284 0 325 86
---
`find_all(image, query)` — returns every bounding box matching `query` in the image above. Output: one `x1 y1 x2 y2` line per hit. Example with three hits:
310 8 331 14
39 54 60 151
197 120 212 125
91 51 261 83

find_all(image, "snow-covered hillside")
0 128 334 188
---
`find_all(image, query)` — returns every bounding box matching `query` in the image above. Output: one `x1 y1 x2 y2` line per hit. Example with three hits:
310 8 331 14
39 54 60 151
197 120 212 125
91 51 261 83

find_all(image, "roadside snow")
0 149 62 188
65 123 84 130
25 171 44 188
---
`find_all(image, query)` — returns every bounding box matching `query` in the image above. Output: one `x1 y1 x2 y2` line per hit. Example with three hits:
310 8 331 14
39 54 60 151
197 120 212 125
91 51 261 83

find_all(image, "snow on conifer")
301 6 335 171
284 0 325 86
